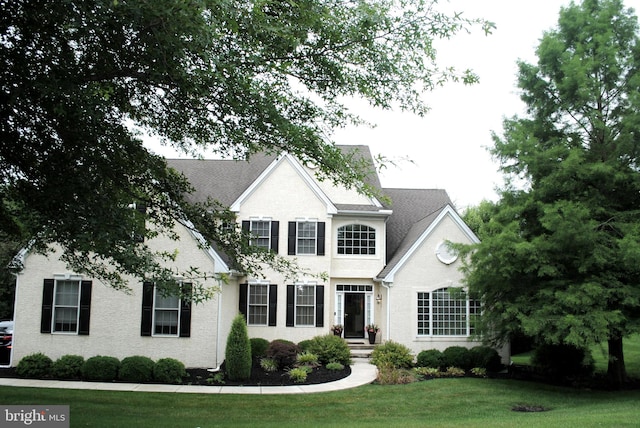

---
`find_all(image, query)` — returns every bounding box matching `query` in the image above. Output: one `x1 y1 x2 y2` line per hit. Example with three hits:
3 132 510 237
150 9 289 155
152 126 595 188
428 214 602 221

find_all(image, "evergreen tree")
462 0 640 387
225 314 252 381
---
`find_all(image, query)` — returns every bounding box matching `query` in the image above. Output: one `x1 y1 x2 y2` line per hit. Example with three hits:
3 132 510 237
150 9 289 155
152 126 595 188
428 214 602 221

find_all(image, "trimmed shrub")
306 334 351 366
469 346 503 372
249 338 270 359
442 346 472 371
82 356 120 382
225 314 252 381
119 356 155 383
532 343 594 378
16 353 52 379
370 341 413 369
297 339 313 352
153 358 187 384
266 340 301 369
51 355 84 380
416 349 444 369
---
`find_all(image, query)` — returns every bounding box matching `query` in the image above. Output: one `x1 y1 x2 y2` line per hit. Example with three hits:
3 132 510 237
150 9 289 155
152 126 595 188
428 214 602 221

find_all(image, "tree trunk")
607 336 627 389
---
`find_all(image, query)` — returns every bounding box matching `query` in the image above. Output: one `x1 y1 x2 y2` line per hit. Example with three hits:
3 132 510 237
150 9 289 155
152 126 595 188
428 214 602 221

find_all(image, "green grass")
510 334 640 377
1 379 639 427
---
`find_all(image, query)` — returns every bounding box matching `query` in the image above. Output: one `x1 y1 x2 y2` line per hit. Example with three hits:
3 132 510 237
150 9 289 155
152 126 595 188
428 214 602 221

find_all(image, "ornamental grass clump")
225 314 252 381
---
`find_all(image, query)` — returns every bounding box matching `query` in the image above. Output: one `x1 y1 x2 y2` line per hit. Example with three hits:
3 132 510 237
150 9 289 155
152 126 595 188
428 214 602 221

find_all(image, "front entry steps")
347 340 375 359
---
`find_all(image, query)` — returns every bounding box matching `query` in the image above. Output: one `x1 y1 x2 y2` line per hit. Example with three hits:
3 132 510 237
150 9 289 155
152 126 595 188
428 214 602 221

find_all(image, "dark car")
0 321 13 365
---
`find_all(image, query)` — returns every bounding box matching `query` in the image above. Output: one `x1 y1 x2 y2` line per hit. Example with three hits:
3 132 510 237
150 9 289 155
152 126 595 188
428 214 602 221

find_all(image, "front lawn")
1 378 640 427
510 334 640 377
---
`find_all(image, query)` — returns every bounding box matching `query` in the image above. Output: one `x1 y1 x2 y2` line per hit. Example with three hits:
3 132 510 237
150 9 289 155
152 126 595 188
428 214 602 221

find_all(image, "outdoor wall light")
376 293 382 304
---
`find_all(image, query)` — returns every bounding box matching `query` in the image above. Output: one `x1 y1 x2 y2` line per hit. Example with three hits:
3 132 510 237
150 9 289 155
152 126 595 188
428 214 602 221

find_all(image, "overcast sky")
147 0 640 210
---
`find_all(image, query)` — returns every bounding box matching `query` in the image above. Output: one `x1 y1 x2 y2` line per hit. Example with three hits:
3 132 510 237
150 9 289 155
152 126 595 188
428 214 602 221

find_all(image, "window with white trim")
417 288 480 336
295 285 315 326
53 279 80 333
248 283 269 325
297 222 317 255
337 224 376 255
154 289 180 336
250 220 271 250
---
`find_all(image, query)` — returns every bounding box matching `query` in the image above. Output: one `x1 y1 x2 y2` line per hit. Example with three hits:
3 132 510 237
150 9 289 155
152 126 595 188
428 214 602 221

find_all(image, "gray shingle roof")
378 188 453 278
166 147 456 279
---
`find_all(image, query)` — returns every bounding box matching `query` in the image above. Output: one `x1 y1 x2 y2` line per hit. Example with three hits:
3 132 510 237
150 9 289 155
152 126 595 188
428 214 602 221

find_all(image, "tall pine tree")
462 0 640 387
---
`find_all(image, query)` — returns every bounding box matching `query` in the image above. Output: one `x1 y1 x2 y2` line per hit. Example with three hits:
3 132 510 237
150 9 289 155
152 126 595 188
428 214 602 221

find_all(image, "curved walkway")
0 360 377 395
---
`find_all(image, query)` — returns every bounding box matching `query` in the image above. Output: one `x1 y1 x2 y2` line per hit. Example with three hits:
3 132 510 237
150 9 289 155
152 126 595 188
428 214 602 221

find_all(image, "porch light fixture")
376 293 382 304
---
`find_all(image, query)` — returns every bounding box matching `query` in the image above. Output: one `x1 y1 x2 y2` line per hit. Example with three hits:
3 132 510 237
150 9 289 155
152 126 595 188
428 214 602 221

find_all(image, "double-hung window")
141 282 192 337
154 289 180 335
41 278 92 335
285 283 324 327
417 288 480 336
288 221 325 256
248 283 269 325
242 219 279 252
239 282 277 326
295 285 315 326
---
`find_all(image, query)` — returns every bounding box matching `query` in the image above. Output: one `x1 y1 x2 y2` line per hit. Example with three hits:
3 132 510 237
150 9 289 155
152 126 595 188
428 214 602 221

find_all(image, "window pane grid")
295 285 315 326
297 222 316 254
248 284 268 325
53 280 80 333
337 224 376 255
154 288 179 336
251 220 270 249
417 288 478 336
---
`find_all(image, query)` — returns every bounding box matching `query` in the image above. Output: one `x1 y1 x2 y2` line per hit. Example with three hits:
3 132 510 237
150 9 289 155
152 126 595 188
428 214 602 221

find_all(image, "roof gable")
377 203 479 282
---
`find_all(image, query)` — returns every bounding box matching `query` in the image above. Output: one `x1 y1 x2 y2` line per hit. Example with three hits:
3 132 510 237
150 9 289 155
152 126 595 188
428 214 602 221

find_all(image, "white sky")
147 0 640 210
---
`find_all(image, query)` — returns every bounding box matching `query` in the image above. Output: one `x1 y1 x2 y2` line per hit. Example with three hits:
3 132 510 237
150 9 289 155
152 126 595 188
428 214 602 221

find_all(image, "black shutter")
78 280 92 335
141 282 154 336
315 285 324 327
288 222 296 255
242 220 250 245
40 279 54 333
239 283 248 321
270 221 279 253
134 203 147 242
268 284 277 326
317 222 326 256
286 284 295 326
179 283 192 337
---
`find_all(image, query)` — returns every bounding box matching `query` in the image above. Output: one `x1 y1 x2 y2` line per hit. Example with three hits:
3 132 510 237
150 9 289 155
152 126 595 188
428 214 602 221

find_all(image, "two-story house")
8 145 488 369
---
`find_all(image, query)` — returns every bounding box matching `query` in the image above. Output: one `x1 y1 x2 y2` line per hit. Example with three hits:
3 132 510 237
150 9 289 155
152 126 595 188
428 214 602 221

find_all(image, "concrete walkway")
0 360 377 395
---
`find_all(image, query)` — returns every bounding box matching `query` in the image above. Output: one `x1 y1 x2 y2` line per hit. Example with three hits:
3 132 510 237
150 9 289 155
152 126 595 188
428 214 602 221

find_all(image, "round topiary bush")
416 349 444 369
16 353 52 379
153 358 187 384
51 355 85 380
442 346 473 371
266 339 302 369
469 346 503 372
249 338 270 359
119 356 155 383
82 356 120 382
306 334 351 366
370 341 413 369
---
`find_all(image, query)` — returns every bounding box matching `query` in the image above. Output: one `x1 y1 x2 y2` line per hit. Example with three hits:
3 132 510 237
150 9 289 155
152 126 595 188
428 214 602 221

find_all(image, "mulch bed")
0 359 351 387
